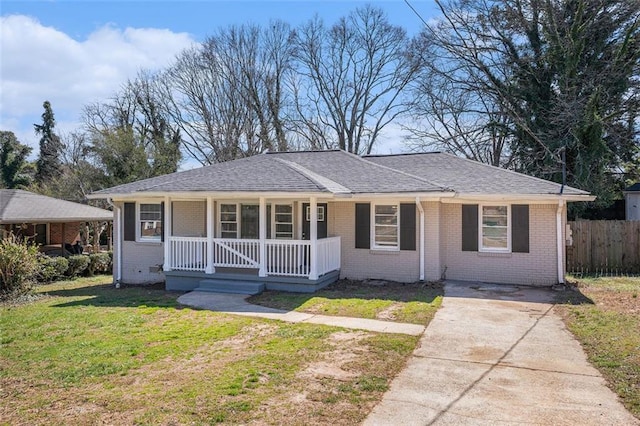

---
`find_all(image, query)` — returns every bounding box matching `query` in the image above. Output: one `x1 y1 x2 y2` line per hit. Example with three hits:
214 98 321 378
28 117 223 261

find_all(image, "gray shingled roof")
0 190 113 223
365 152 590 196
92 150 447 196
89 150 591 198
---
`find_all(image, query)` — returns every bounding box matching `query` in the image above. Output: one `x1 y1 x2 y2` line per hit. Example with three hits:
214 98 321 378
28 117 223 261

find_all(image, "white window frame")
137 202 163 243
371 202 400 251
272 203 294 239
305 205 325 222
218 203 239 239
479 204 511 253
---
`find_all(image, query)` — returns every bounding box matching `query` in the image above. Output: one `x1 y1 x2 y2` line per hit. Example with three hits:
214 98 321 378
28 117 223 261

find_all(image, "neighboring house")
624 183 640 221
88 150 594 293
0 189 113 256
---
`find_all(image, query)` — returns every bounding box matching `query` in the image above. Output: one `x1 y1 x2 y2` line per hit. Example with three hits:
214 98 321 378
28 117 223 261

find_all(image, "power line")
404 0 430 28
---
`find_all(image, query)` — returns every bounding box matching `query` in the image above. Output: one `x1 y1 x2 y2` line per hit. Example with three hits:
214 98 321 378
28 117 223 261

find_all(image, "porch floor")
165 269 340 294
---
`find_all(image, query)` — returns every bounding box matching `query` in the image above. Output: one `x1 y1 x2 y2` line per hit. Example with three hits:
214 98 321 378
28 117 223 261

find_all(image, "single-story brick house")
0 189 113 256
88 150 594 293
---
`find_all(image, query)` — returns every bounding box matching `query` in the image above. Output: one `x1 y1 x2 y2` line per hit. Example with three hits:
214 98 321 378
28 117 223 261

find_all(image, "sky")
0 0 440 161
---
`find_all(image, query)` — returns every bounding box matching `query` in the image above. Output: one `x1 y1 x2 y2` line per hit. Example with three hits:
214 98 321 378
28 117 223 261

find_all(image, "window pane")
275 205 291 214
375 205 397 215
373 204 398 248
375 215 397 226
275 213 292 222
481 205 508 250
221 223 237 232
276 223 293 233
139 204 162 240
241 205 259 239
221 204 236 213
220 213 236 222
482 236 508 249
483 206 507 216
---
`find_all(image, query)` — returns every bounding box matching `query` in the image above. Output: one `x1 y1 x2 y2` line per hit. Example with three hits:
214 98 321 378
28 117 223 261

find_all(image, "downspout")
106 198 122 286
416 197 425 281
556 199 565 284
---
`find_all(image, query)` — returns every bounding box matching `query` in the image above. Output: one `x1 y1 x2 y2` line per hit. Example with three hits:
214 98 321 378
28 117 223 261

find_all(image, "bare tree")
408 0 640 208
406 68 515 167
161 22 296 165
293 5 423 154
83 70 182 185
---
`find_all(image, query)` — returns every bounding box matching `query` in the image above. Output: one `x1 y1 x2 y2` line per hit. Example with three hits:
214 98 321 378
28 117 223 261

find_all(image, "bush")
88 252 112 276
0 234 40 300
66 255 90 277
37 255 69 283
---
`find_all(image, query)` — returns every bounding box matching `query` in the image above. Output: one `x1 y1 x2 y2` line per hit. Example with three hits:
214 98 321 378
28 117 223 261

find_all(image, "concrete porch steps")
196 279 265 295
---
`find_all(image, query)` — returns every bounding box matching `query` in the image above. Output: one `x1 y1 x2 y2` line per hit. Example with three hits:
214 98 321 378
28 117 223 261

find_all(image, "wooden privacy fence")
567 220 640 275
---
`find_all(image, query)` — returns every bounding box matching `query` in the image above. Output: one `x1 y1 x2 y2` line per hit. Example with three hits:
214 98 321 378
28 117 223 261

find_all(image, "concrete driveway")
365 281 639 426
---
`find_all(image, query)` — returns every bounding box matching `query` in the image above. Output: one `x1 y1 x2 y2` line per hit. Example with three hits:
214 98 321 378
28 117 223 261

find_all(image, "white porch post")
163 196 171 272
556 199 565 284
309 196 318 280
206 196 215 274
259 197 267 277
113 202 122 283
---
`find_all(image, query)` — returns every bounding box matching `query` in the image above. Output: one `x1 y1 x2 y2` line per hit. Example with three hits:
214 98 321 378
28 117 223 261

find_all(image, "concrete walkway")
177 291 425 336
364 281 639 425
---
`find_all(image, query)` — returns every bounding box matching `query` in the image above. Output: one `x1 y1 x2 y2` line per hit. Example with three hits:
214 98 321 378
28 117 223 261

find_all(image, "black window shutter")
400 203 416 251
355 203 370 249
124 202 136 242
160 202 165 242
462 204 478 251
512 204 529 253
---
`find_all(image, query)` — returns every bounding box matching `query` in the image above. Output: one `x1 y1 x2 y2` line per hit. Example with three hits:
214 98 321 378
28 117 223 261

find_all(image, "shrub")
66 255 90 277
37 255 69 283
88 252 112 276
0 234 40 300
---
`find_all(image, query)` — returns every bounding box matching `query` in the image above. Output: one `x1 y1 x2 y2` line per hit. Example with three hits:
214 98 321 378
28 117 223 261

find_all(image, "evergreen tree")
34 101 64 185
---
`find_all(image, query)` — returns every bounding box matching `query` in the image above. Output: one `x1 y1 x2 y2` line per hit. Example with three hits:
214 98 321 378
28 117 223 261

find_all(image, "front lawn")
249 279 443 325
0 277 420 425
556 276 640 419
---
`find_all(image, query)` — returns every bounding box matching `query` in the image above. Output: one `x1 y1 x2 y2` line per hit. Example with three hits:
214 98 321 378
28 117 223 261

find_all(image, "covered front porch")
153 195 340 293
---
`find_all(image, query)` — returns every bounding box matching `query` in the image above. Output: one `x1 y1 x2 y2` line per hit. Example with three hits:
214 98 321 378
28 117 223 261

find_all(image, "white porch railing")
213 239 260 268
168 236 341 278
169 236 207 271
266 240 311 277
317 237 341 277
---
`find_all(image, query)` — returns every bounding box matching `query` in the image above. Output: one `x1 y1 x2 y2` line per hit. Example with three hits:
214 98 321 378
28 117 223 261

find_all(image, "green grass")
557 276 640 419
249 279 443 325
0 276 420 425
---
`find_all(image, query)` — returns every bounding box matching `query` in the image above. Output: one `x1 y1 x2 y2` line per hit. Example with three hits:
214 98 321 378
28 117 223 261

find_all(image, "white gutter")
556 199 565 284
416 197 425 281
106 198 122 285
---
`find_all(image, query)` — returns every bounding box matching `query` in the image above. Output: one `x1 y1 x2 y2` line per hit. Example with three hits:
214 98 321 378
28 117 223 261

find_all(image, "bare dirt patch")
255 330 381 425
376 302 402 321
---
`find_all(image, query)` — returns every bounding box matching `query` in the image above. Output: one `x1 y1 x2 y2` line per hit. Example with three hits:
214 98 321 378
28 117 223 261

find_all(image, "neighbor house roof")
0 190 113 224
89 150 592 200
624 182 640 192
365 152 589 196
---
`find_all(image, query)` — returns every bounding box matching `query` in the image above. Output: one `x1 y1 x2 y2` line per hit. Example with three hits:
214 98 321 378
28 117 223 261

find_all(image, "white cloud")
0 14 196 150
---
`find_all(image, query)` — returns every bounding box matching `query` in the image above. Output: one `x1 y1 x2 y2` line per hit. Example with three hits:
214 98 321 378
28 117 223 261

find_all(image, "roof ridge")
344 150 451 192
364 151 441 157
273 157 351 194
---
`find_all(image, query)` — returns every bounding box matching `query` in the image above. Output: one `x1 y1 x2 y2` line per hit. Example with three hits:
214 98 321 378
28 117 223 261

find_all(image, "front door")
302 203 328 240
